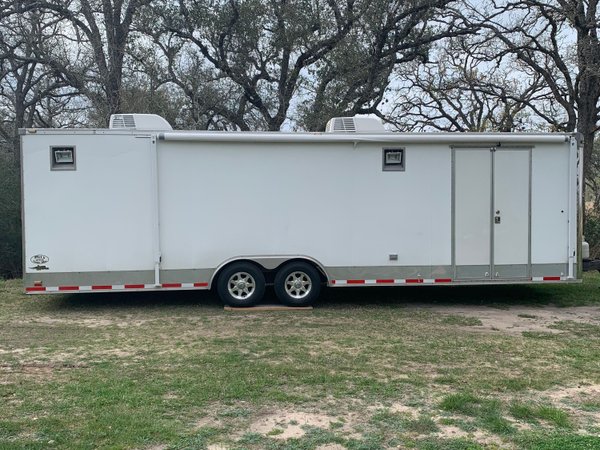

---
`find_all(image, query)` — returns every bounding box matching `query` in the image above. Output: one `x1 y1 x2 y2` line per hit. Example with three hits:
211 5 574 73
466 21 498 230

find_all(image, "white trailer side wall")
22 134 155 276
157 141 452 271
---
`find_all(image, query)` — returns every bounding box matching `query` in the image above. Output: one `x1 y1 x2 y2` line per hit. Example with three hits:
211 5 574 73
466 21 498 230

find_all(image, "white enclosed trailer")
21 114 582 306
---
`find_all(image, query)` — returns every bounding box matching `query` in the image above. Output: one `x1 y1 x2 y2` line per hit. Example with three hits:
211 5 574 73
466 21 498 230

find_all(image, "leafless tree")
457 0 600 191
146 0 472 131
388 35 551 132
0 7 78 158
28 0 152 125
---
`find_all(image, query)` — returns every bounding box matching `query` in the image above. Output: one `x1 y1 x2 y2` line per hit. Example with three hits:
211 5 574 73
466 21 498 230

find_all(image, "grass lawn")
1 274 600 449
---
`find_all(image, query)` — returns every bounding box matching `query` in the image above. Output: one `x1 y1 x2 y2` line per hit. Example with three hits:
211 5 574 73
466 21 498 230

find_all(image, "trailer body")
21 115 582 304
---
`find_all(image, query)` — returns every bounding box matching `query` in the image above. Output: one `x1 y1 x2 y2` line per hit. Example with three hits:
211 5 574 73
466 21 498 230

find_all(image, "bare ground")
410 304 600 334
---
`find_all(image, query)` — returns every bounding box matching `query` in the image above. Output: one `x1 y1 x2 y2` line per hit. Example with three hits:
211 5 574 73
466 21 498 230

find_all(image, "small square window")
382 148 405 171
51 146 76 170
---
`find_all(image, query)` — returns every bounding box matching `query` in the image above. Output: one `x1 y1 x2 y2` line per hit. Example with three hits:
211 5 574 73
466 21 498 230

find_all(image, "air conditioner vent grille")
332 117 356 132
111 114 136 128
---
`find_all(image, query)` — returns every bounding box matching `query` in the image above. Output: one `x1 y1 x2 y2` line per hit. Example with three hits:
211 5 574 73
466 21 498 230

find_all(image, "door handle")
495 216 501 224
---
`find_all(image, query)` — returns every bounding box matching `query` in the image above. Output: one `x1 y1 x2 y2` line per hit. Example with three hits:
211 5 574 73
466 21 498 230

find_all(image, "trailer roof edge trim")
19 127 571 145
158 131 570 145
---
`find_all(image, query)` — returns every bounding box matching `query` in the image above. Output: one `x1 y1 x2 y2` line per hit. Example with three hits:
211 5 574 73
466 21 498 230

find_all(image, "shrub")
0 152 22 278
584 211 600 259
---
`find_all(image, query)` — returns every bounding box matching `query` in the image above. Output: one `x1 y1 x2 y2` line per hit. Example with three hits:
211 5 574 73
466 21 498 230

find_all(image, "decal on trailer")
30 254 49 264
29 254 50 270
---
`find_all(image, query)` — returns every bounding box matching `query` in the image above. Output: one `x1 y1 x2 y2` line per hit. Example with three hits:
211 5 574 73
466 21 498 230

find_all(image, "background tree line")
1 0 599 277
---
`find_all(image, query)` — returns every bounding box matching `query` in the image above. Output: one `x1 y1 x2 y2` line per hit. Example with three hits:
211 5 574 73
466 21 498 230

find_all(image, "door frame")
451 145 532 280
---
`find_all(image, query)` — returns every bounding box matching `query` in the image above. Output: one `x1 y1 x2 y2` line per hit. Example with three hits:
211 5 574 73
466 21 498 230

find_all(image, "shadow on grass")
318 284 558 307
40 272 599 312
46 288 222 312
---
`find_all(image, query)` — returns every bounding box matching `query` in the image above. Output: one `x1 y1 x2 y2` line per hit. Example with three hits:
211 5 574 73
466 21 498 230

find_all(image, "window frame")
382 147 405 172
50 146 76 171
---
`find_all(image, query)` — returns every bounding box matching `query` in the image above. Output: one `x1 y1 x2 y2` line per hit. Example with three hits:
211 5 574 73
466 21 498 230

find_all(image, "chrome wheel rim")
284 271 312 299
227 272 256 300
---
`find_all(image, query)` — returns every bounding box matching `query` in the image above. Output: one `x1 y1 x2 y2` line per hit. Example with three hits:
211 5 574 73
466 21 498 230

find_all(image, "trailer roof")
20 128 574 145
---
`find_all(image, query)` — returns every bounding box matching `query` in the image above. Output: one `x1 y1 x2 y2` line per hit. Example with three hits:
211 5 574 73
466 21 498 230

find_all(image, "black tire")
274 262 322 306
217 262 266 307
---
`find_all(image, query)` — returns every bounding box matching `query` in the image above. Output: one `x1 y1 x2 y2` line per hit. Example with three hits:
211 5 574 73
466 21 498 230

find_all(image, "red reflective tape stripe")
193 282 208 287
162 283 182 288
59 286 79 291
376 279 394 284
347 279 365 284
92 285 112 290
406 279 424 283
331 280 337 285
435 278 452 283
124 284 145 289
26 286 46 292
543 276 561 281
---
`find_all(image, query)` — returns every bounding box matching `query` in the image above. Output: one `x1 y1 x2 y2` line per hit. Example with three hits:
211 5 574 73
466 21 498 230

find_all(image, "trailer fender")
210 256 330 288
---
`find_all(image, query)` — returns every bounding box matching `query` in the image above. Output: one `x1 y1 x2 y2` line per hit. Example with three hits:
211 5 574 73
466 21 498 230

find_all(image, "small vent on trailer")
110 114 136 129
325 116 385 133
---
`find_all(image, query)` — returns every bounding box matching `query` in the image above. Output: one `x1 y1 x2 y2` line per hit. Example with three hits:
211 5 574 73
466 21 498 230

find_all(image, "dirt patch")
543 383 600 427
0 348 28 355
410 305 600 335
196 415 222 429
436 424 470 439
543 383 600 403
0 362 86 383
389 402 420 417
249 410 335 439
316 445 346 450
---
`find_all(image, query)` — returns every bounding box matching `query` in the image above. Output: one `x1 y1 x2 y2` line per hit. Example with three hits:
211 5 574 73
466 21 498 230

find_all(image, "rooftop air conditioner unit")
325 116 385 133
109 114 173 131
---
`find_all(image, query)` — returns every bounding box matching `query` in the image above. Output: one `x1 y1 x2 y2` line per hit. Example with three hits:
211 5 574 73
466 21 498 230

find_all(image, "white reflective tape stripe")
46 286 59 292
144 284 155 289
364 280 377 285
113 284 125 290
394 279 406 284
181 283 195 288
423 279 435 284
79 286 92 291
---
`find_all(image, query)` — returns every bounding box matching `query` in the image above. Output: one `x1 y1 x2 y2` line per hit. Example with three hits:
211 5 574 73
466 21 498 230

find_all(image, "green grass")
509 402 572 428
1 273 600 448
439 393 515 435
515 433 600 450
405 415 439 434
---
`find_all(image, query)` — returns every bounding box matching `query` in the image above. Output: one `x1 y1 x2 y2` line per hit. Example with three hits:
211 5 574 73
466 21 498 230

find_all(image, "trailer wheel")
217 263 266 307
274 262 321 306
